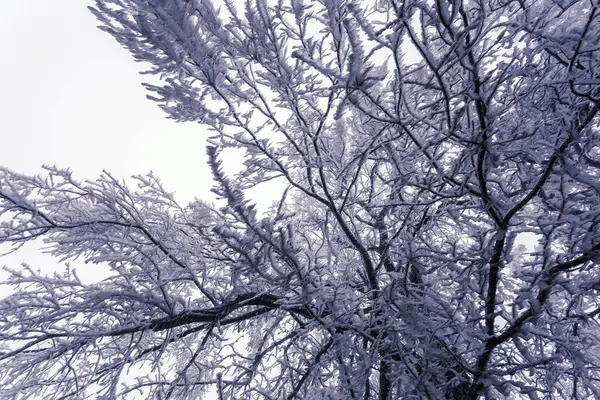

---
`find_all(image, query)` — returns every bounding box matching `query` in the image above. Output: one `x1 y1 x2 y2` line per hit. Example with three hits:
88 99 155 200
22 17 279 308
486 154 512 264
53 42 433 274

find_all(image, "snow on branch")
1 0 600 398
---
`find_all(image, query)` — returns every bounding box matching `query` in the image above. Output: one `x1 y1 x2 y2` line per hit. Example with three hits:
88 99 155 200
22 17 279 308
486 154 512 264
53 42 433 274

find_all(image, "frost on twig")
2 0 600 398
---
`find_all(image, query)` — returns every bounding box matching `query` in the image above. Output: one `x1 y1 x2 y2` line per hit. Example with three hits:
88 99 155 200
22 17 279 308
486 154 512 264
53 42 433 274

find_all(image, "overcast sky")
0 1 212 204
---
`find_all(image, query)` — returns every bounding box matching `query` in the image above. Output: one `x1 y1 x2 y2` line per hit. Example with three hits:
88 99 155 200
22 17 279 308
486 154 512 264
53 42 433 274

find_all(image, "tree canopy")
1 0 600 398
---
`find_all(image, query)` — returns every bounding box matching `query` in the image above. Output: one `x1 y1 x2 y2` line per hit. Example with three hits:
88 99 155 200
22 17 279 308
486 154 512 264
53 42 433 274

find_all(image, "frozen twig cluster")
1 0 600 398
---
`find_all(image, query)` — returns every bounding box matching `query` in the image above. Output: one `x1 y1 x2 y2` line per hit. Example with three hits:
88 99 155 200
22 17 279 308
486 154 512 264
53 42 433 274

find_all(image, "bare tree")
1 0 600 398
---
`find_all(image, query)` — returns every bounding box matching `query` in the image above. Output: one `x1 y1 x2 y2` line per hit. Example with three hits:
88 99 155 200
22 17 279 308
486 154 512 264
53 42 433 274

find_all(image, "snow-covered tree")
1 0 600 398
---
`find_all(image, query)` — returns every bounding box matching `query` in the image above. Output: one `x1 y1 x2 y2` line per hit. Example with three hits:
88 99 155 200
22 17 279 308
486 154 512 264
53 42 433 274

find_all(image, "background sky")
0 1 215 280
0 1 212 203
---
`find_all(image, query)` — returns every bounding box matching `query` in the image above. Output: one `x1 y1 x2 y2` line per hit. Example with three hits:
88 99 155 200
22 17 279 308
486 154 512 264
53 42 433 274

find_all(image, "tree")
1 0 599 398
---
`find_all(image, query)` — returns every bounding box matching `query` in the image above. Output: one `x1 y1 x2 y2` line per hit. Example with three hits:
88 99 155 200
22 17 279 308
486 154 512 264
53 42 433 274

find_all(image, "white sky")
0 1 217 281
0 1 212 204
